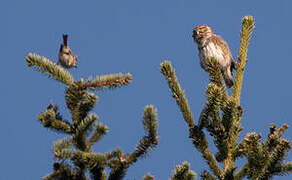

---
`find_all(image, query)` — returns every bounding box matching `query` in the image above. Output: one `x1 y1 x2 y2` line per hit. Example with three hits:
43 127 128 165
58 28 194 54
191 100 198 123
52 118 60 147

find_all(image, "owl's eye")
199 28 207 32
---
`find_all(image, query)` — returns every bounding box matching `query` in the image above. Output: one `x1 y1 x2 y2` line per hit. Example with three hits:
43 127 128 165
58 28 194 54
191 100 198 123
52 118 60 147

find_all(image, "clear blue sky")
1 0 291 179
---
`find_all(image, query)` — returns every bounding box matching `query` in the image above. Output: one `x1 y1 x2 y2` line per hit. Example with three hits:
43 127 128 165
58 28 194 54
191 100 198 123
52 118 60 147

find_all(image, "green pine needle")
170 161 197 180
87 122 109 150
84 73 132 91
142 173 155 180
232 16 255 106
160 60 194 127
26 53 74 85
38 110 72 134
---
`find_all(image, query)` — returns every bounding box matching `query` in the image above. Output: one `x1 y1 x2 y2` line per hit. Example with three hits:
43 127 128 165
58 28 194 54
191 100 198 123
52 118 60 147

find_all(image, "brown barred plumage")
193 25 235 88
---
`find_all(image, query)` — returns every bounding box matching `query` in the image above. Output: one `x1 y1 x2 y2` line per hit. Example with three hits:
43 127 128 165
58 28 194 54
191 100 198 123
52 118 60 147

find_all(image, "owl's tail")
223 68 233 88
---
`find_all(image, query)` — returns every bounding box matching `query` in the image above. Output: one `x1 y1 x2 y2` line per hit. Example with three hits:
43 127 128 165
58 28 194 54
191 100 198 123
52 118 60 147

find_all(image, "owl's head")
193 25 213 43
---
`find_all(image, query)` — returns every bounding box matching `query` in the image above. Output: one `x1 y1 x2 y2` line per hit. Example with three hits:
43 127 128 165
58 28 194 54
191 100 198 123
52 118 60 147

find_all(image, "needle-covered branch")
234 124 291 179
142 173 155 180
53 137 73 154
38 106 72 134
65 82 87 124
160 60 194 127
232 16 255 106
79 92 98 119
205 57 224 88
43 163 74 180
200 83 230 162
202 149 223 179
84 73 132 91
72 151 108 171
106 105 159 180
160 15 290 180
73 114 98 150
129 105 159 162
26 53 74 85
169 161 197 180
200 170 217 180
27 52 158 179
259 139 290 179
86 122 109 151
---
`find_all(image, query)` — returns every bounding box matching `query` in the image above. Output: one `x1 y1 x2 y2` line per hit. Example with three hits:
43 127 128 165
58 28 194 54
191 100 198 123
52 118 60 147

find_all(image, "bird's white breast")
199 42 228 70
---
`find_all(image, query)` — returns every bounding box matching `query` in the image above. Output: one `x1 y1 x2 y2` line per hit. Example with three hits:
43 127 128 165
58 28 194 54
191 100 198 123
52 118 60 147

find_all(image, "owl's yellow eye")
198 27 207 33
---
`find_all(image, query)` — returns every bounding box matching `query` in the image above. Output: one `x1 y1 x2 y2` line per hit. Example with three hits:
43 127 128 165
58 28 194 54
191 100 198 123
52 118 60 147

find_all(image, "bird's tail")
62 34 68 46
223 68 233 88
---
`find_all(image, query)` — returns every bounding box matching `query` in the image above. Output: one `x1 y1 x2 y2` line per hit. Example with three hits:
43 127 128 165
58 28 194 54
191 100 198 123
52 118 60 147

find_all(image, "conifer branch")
38 109 72 134
84 73 132 91
129 105 159 163
204 83 224 131
75 114 98 137
90 167 107 180
105 105 159 180
201 170 217 180
79 92 98 120
234 163 249 180
189 125 222 177
108 164 128 180
105 148 123 161
55 148 74 159
26 53 74 85
27 50 158 178
142 173 155 180
205 57 224 88
243 133 264 178
170 161 197 180
276 124 289 137
106 151 129 180
86 122 109 150
43 163 74 180
232 16 255 106
276 162 292 175
189 126 208 150
53 137 73 153
202 149 223 179
264 124 289 153
222 103 243 174
72 151 108 171
74 114 98 151
259 139 291 179
201 83 230 162
160 60 194 127
65 82 87 124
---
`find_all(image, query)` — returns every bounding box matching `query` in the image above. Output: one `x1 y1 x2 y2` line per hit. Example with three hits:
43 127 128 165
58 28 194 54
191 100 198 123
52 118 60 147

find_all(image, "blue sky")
1 0 291 179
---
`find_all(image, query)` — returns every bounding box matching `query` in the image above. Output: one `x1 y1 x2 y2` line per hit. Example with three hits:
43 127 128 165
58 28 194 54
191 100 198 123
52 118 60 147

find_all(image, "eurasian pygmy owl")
58 34 77 69
193 25 235 88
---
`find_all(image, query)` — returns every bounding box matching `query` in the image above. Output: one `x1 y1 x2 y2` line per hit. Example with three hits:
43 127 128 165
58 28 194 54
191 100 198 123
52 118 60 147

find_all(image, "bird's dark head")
193 25 213 43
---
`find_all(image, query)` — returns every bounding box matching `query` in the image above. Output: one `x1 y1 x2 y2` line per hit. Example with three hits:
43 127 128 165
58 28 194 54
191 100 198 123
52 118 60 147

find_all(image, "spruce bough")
26 53 159 180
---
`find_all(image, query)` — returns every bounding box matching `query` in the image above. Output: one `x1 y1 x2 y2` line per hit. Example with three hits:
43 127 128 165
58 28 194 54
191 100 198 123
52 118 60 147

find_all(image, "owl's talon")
232 62 238 70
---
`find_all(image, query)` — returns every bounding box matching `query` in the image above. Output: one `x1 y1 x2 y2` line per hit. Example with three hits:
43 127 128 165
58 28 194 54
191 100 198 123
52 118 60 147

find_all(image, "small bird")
192 25 236 88
58 34 77 69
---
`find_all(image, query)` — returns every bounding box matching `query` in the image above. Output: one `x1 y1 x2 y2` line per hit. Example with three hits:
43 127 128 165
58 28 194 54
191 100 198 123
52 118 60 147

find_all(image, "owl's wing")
213 35 234 62
219 37 236 73
68 49 74 56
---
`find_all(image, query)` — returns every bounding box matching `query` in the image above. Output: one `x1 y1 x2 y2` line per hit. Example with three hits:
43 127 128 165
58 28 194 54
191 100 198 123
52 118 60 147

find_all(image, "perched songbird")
58 34 77 69
193 25 236 88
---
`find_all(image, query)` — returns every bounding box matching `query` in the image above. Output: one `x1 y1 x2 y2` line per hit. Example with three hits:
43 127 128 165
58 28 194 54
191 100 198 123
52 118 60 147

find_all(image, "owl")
58 34 77 69
192 25 236 88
